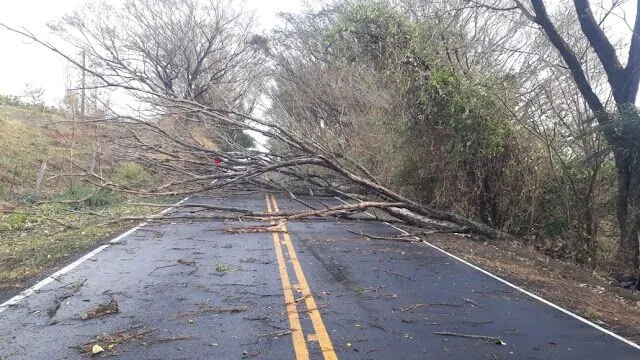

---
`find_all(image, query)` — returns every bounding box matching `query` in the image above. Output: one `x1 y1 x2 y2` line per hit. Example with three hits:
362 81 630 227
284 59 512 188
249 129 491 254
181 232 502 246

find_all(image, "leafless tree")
496 0 640 274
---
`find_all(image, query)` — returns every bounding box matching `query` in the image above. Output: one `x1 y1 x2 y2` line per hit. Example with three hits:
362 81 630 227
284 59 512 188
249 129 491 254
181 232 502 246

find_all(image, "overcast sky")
0 0 636 107
0 0 303 106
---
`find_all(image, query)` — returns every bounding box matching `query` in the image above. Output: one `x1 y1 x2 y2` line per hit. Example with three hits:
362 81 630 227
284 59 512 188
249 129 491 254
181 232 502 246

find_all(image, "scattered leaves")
81 299 119 320
91 344 104 355
78 328 154 355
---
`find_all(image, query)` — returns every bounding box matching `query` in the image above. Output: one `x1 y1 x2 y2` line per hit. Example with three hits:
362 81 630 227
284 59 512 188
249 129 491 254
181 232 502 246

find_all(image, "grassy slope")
0 114 52 195
0 200 173 291
0 105 172 292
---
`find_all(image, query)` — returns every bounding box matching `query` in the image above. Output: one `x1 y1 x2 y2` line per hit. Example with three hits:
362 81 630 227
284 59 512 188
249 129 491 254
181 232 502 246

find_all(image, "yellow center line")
269 194 338 360
265 194 309 360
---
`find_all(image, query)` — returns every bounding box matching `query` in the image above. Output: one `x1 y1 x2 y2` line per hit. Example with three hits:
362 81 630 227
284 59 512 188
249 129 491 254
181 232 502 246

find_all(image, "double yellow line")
265 194 337 360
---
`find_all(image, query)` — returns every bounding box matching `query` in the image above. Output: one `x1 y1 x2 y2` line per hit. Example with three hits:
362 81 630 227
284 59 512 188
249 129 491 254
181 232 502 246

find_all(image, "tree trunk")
522 0 640 274
614 145 640 274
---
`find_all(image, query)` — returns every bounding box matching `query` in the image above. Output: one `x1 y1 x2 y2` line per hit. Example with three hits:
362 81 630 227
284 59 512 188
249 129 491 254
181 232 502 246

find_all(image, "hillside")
0 105 93 200
0 105 172 293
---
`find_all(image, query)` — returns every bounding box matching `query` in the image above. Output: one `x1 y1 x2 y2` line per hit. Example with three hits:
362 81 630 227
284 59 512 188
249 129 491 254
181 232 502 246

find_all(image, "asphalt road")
0 193 639 359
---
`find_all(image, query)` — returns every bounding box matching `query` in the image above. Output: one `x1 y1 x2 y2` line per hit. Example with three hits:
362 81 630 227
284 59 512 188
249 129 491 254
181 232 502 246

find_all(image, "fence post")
34 161 47 197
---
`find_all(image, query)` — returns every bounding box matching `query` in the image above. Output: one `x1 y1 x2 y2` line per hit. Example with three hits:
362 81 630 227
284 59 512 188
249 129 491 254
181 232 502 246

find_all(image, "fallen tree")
0 0 512 242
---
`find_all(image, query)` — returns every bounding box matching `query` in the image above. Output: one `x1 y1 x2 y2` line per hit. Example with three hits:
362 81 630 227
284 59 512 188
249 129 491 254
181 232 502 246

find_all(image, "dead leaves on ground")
77 327 196 356
81 299 119 320
78 328 153 355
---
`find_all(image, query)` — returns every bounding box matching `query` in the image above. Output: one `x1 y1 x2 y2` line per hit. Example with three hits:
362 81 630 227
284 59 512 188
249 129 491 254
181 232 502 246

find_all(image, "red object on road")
213 158 222 167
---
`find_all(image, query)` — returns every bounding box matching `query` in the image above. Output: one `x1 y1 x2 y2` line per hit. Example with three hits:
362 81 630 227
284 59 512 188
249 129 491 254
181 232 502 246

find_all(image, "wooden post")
34 162 47 197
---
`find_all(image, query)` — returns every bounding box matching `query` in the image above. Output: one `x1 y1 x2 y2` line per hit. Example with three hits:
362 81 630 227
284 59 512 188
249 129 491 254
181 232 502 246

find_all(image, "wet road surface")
0 193 639 359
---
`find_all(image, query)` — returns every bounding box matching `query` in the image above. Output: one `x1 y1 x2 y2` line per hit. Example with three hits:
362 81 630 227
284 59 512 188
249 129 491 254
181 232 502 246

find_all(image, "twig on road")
259 330 292 339
371 323 391 333
463 297 485 308
400 302 463 312
377 268 413 280
401 303 427 312
80 298 119 320
223 224 286 233
434 331 506 345
172 304 247 319
152 335 198 343
347 229 420 243
149 259 197 275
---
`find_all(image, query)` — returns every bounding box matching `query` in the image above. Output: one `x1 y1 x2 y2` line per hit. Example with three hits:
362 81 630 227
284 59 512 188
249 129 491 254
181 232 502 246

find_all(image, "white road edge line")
0 196 190 313
333 196 640 350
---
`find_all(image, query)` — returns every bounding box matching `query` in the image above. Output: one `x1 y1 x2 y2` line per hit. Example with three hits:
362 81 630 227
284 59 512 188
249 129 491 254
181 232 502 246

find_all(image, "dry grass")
0 105 175 293
0 107 96 197
0 201 172 291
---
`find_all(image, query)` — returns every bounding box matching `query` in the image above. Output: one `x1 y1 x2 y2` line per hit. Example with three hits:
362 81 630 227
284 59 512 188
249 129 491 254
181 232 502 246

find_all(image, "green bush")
57 184 120 210
38 203 68 216
111 162 151 188
0 213 28 231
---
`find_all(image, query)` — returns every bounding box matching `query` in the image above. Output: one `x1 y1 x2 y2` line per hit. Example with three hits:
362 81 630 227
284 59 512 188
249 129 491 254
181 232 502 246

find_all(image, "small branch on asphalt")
371 323 391 333
77 328 155 354
152 335 198 343
149 259 197 275
259 330 292 339
102 214 269 226
223 224 286 233
284 202 406 221
433 331 506 345
401 303 427 312
172 304 247 319
463 297 485 308
377 268 413 280
80 298 119 320
347 229 420 243
286 191 320 211
400 302 463 312
128 202 255 214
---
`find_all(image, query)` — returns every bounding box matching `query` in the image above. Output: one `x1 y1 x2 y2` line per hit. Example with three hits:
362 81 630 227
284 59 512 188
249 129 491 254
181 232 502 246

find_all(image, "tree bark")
528 0 640 274
613 139 640 272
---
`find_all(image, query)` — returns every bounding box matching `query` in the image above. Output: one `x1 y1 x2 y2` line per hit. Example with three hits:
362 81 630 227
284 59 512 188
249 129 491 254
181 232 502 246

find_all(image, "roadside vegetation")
0 101 175 291
267 0 631 277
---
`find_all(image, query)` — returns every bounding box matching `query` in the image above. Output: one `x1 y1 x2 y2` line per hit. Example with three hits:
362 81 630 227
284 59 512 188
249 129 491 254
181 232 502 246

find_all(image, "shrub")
0 213 28 231
57 184 120 210
111 162 151 189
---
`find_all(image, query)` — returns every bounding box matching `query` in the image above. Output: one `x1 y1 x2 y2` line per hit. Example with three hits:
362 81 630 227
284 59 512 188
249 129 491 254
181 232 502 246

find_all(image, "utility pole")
81 50 86 118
